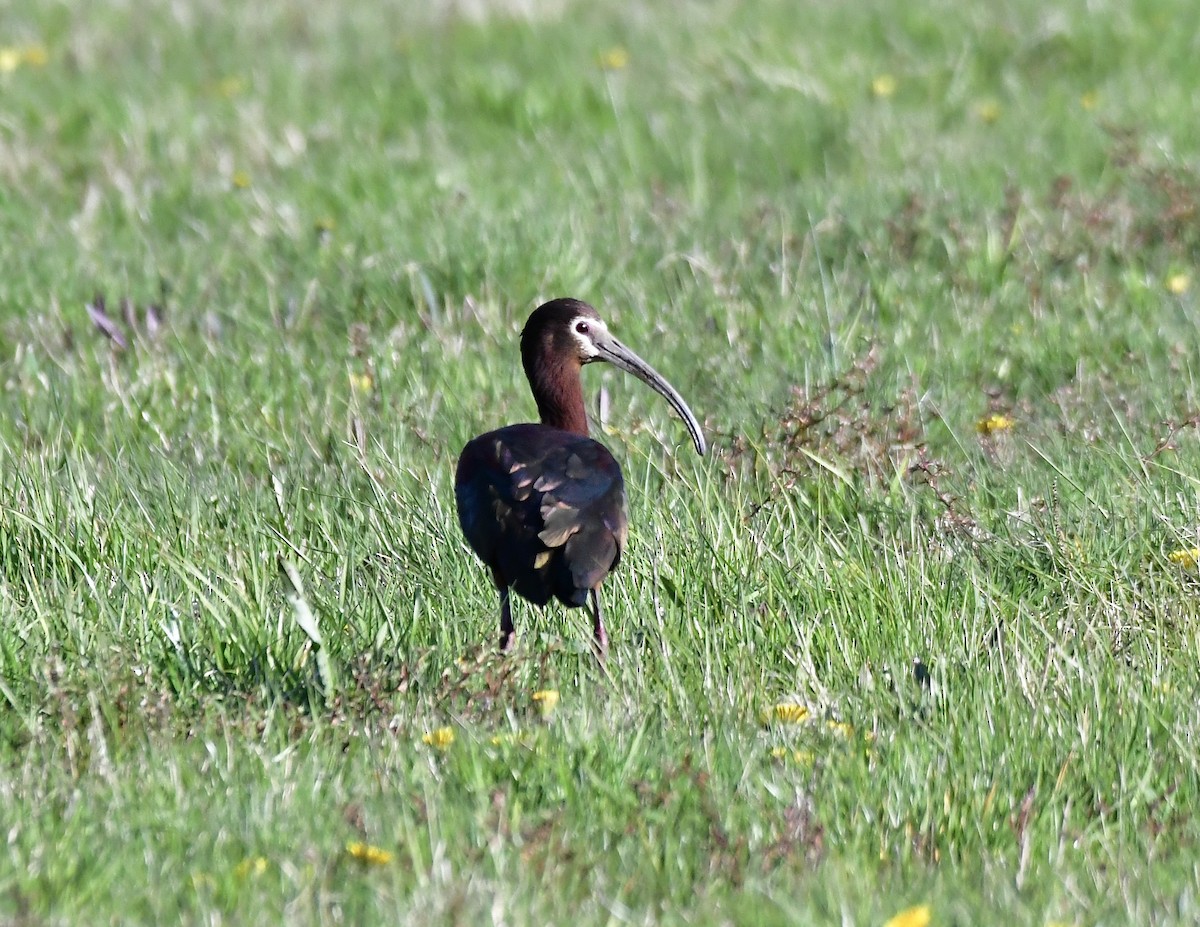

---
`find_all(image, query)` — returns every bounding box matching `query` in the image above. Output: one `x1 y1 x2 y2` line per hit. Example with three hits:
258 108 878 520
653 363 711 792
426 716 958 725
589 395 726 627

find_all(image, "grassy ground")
3 0 1200 923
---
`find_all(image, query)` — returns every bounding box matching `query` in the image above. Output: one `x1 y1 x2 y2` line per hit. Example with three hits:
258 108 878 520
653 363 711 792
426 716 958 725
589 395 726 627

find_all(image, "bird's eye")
575 321 590 334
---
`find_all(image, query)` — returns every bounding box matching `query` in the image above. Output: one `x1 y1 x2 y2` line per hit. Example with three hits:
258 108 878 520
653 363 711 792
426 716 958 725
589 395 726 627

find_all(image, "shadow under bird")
454 298 706 657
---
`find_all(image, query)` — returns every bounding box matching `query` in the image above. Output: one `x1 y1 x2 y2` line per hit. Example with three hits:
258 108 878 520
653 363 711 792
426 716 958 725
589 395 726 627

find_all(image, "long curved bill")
593 333 707 456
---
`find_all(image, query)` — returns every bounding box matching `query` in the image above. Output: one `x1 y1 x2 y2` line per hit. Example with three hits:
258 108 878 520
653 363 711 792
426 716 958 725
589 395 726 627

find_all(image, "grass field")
3 0 1200 923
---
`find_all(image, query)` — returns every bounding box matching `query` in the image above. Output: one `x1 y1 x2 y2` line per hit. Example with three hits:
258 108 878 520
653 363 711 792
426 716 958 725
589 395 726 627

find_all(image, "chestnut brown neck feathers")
520 299 599 437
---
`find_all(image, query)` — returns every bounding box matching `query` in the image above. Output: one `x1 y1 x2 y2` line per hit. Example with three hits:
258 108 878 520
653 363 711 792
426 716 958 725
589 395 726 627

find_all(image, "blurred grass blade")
278 557 335 699
85 294 128 349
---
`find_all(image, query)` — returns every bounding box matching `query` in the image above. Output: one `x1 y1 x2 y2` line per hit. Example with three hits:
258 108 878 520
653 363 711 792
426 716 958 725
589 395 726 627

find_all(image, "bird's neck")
530 360 589 437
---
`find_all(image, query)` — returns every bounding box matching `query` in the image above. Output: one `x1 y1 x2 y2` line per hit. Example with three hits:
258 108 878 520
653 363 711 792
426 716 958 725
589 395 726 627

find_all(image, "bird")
454 297 706 658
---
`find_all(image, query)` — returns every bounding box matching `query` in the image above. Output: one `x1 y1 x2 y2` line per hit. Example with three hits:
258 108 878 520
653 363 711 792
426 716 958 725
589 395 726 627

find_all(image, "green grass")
3 0 1200 922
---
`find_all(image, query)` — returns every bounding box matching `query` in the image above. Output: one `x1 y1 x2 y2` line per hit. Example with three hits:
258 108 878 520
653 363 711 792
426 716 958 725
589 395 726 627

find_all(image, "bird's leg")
589 589 608 661
498 585 516 652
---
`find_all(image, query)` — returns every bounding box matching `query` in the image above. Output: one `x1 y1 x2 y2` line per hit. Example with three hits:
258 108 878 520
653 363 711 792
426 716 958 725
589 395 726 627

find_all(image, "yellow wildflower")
884 904 932 927
346 841 394 865
231 170 251 190
760 703 810 725
1168 547 1199 569
349 371 373 394
598 47 629 71
975 100 1001 124
826 720 855 739
977 413 1015 435
769 746 815 766
531 689 559 715
217 75 245 98
1080 91 1099 111
233 856 269 878
870 74 897 98
1167 273 1190 295
422 726 455 749
314 216 336 234
0 44 49 70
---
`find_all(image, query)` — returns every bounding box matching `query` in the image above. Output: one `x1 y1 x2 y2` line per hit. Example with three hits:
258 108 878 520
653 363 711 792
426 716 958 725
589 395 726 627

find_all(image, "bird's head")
521 298 706 455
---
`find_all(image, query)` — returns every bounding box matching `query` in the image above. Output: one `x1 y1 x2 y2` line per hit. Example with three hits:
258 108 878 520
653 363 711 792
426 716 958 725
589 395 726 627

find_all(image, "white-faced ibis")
455 298 706 657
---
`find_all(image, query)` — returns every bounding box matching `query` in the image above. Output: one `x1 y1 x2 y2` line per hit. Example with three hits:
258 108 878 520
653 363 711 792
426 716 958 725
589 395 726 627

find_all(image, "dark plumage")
454 298 705 657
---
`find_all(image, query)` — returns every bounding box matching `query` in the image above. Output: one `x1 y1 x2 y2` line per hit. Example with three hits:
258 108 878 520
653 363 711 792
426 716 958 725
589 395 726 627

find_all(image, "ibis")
454 298 705 658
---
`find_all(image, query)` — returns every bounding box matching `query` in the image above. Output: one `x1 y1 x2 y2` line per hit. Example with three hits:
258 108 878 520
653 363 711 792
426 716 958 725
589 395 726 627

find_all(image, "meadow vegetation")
2 0 1200 922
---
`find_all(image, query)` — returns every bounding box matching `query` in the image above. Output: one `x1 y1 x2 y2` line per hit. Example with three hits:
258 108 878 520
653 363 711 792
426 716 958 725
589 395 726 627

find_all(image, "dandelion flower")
975 100 1001 124
769 746 815 766
346 841 394 865
977 413 1015 436
0 44 48 71
1080 91 1099 111
884 904 932 927
422 726 455 750
532 689 559 715
760 703 810 725
217 75 245 98
1167 273 1190 295
870 74 897 98
1168 547 1199 569
598 47 629 71
349 371 373 394
233 856 269 878
231 170 251 190
826 720 855 739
